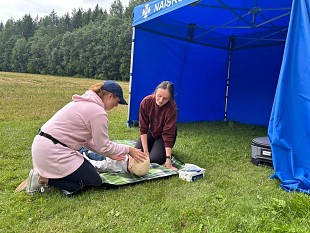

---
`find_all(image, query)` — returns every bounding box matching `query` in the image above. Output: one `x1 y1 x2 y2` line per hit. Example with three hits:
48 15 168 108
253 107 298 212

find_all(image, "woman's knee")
84 172 102 187
92 175 102 186
150 155 166 165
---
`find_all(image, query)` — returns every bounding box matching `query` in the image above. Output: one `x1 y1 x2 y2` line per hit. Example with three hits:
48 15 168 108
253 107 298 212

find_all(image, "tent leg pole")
224 36 233 122
127 27 136 127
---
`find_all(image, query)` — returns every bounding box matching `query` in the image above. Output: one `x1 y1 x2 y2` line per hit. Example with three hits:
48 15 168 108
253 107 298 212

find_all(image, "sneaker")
26 169 44 194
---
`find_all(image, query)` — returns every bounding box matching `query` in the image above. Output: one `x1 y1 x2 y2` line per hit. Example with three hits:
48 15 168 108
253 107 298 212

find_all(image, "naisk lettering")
141 0 183 19
154 0 183 12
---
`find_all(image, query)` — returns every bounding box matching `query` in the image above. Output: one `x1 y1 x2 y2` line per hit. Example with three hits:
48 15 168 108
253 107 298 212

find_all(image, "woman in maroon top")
135 81 178 170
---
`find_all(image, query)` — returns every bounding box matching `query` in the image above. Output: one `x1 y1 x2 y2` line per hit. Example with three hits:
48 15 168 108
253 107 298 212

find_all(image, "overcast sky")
0 0 129 23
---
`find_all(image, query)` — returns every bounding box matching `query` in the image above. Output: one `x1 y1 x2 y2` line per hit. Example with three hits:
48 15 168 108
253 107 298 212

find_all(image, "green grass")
0 72 309 233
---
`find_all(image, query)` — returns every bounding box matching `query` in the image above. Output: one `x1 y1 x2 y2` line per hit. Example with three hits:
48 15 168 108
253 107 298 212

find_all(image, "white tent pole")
127 27 136 127
224 36 233 122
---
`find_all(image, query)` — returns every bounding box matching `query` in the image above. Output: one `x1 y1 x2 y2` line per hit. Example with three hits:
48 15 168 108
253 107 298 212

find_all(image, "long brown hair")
154 81 175 101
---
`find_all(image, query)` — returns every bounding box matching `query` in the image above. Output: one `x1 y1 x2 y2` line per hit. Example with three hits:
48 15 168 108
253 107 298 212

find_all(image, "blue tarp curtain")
268 0 310 194
129 0 292 126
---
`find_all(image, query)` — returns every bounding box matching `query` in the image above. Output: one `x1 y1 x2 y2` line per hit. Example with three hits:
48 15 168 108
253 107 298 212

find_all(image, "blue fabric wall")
130 28 228 123
268 0 310 193
228 45 285 126
177 43 227 122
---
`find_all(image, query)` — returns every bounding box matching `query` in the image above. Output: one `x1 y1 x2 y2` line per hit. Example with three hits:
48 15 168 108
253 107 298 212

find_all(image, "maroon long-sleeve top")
139 94 178 148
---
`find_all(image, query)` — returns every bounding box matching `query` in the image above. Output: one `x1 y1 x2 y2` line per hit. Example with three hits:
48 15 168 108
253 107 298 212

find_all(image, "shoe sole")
15 178 28 192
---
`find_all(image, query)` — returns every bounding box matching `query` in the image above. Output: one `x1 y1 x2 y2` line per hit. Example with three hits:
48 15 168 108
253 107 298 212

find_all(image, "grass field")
0 72 309 232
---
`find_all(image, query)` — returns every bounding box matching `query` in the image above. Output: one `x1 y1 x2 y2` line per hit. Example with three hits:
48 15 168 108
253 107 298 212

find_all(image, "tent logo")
142 0 183 19
154 0 183 13
142 4 151 19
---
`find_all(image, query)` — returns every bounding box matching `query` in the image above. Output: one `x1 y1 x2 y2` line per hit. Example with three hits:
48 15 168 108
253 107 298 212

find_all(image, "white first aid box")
178 164 205 182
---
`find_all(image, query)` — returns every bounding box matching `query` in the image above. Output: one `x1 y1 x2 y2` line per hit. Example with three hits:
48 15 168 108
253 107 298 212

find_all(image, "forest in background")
0 0 146 81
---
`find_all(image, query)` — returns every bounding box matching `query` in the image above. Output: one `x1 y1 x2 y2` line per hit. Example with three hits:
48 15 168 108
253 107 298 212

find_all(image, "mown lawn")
0 72 309 233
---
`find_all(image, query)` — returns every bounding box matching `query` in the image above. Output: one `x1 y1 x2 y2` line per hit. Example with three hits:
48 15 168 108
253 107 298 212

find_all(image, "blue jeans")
78 147 106 161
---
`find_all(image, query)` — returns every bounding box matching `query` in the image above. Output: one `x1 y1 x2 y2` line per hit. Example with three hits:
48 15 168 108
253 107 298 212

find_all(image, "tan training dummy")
128 155 150 176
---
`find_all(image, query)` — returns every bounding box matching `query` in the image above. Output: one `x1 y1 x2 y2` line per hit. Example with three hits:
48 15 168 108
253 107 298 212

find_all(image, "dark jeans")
48 158 102 195
78 147 106 161
135 131 176 165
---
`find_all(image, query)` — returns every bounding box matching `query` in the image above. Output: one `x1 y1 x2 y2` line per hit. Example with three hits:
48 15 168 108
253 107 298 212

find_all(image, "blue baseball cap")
101 80 128 105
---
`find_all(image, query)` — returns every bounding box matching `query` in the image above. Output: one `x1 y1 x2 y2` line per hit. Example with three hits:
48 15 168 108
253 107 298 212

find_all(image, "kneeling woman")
135 81 178 170
27 80 147 196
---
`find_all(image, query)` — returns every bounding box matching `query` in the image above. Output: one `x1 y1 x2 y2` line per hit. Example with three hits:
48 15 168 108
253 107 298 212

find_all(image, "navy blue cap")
101 80 128 105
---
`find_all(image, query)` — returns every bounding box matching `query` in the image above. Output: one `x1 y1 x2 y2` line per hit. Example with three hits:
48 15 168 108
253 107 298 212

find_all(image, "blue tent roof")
133 0 291 50
129 0 292 127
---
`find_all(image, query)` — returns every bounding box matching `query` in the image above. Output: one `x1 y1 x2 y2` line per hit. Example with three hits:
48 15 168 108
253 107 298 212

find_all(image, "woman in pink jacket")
26 80 147 196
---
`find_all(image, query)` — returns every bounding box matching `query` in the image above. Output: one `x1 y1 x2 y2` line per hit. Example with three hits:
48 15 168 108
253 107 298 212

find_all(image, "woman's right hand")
129 147 148 163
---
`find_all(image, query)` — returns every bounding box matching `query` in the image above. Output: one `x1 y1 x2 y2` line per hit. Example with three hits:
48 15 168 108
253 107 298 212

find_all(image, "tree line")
0 0 146 81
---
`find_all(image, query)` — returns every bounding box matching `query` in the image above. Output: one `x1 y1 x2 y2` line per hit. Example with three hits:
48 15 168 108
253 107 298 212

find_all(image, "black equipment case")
251 136 273 167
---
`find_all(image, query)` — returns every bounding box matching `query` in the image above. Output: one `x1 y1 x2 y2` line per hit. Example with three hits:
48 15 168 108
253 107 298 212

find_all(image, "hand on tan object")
128 155 150 176
129 147 148 163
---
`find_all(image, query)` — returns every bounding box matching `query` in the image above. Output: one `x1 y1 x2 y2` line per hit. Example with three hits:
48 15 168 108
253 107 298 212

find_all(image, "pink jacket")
32 90 129 178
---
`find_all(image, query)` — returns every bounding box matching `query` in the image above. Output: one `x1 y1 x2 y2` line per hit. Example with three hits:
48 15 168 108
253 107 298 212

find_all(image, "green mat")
99 140 184 186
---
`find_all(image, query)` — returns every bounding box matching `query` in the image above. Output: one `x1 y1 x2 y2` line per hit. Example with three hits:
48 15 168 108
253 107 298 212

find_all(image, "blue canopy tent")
269 0 310 194
128 0 292 127
129 0 310 194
